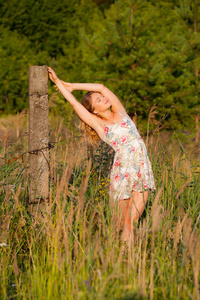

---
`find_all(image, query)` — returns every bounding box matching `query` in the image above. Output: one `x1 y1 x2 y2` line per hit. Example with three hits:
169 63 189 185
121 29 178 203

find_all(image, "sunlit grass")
0 113 199 299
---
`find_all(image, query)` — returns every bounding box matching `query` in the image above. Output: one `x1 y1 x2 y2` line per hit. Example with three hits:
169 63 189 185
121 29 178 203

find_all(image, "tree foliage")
0 0 199 134
80 0 200 133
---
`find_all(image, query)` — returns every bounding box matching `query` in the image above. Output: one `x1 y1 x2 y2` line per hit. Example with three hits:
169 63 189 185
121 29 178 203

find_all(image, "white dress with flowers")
103 115 156 202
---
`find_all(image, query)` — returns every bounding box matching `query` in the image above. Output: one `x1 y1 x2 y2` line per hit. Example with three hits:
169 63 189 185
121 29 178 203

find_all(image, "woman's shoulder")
113 110 129 119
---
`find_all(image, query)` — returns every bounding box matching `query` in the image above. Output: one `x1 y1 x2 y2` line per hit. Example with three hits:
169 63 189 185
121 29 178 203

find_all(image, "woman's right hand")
60 81 73 92
54 81 73 93
48 67 58 83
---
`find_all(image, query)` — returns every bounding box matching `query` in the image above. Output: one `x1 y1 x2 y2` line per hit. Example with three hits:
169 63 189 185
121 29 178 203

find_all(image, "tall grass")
0 112 199 299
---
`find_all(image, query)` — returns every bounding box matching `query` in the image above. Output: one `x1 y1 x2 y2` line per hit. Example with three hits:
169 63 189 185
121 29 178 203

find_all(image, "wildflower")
137 171 141 178
0 243 9 247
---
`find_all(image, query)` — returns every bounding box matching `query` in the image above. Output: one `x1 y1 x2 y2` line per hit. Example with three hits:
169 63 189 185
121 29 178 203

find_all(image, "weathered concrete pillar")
29 65 49 210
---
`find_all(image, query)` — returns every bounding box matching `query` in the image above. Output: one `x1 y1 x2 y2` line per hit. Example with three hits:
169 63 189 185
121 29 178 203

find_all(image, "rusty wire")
21 142 58 171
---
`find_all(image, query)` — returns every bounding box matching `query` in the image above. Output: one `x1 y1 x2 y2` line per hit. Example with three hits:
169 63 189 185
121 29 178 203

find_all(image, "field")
0 111 199 299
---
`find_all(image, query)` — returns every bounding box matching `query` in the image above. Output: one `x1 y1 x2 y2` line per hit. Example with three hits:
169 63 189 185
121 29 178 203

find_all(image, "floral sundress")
103 115 156 202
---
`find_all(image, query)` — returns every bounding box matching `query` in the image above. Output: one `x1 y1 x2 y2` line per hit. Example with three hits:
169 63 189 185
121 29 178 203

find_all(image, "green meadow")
0 112 199 299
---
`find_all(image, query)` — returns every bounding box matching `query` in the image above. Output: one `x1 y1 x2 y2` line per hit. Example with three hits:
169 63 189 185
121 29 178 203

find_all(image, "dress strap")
102 119 106 127
102 112 125 127
116 112 124 117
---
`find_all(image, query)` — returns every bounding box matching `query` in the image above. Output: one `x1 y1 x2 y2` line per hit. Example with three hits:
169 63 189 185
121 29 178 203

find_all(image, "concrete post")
29 65 49 210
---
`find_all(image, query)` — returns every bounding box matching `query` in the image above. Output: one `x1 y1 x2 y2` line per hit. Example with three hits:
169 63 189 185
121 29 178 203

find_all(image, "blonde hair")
79 91 100 147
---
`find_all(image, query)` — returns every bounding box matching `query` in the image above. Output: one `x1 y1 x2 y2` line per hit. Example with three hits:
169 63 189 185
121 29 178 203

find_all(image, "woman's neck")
99 110 120 125
100 109 114 121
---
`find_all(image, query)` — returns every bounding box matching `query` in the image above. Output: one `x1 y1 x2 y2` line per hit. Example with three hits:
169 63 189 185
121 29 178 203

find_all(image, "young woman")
48 67 156 242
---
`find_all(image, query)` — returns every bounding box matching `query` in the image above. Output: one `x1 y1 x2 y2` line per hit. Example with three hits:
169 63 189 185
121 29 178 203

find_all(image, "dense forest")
0 0 199 136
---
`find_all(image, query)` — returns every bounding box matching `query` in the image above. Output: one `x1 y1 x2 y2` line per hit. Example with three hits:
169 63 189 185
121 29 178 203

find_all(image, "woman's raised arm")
48 68 100 131
61 82 126 114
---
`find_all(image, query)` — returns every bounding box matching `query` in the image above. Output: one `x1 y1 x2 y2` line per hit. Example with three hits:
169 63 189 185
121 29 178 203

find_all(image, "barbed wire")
21 142 58 171
1 93 50 99
2 94 29 98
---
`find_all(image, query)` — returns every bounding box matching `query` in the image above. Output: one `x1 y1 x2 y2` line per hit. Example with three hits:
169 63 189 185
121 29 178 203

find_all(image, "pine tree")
80 0 200 135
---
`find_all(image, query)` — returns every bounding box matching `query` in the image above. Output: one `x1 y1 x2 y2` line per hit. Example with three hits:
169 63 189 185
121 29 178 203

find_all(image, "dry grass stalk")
100 273 123 294
16 109 26 138
183 217 192 251
81 203 89 246
132 112 137 126
78 158 92 211
155 258 166 300
63 156 76 199
173 212 193 255
55 156 75 206
12 183 22 210
0 214 12 243
13 250 20 277
137 226 142 289
74 139 88 168
65 214 95 274
62 216 70 263
173 217 182 255
176 178 192 199
56 118 64 137
146 104 157 147
0 119 10 142
151 187 164 233
150 240 154 299
192 241 200 300
172 152 181 172
141 218 149 297
48 92 58 108
150 187 163 299
182 157 193 178
0 111 199 299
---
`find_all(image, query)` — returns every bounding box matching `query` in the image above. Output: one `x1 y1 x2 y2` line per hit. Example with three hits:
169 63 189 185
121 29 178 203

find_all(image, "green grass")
0 114 199 299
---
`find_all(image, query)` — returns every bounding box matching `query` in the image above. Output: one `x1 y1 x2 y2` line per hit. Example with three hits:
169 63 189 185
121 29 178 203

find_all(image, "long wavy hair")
79 91 100 147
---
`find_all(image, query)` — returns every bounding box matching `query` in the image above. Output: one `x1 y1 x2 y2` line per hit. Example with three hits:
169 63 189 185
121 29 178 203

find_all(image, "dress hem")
114 186 156 202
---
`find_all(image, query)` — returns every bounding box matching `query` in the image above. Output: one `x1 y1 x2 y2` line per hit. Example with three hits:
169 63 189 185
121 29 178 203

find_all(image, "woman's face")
91 93 111 114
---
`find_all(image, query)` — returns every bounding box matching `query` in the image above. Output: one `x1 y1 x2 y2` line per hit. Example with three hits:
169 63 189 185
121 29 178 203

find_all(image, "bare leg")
121 190 149 242
130 190 149 222
109 198 128 235
117 199 129 233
